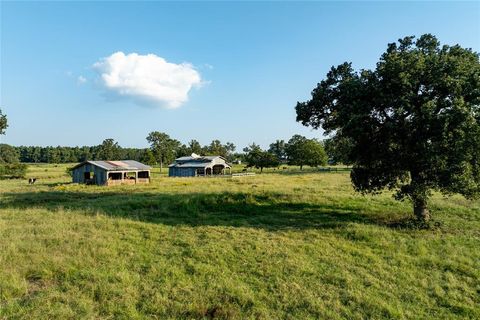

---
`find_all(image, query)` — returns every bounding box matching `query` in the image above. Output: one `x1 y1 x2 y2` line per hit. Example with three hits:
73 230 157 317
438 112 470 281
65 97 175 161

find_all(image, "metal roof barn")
168 154 231 177
71 160 151 186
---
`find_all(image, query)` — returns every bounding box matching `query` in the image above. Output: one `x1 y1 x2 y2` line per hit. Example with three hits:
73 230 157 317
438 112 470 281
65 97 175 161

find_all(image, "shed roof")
174 155 225 162
72 160 151 171
169 154 231 169
169 162 214 168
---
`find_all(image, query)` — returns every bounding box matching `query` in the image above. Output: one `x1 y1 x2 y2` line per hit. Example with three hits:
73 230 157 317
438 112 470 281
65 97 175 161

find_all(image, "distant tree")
225 142 236 157
175 144 190 157
16 146 29 162
243 143 262 155
46 147 61 163
95 139 121 160
323 135 354 165
268 140 287 161
0 163 27 179
146 131 180 172
141 149 157 166
204 140 236 159
59 147 77 163
0 144 19 163
256 152 280 173
0 109 7 137
13 144 153 164
78 146 92 162
206 140 224 157
230 152 246 163
120 148 145 161
244 143 280 172
285 135 327 170
206 140 223 155
31 147 42 163
188 139 203 155
0 111 26 179
295 34 480 222
71 147 81 162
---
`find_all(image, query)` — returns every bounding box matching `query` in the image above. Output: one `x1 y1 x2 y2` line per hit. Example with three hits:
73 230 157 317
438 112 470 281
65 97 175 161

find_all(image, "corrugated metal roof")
169 154 231 169
72 160 151 171
171 162 213 168
175 156 199 161
174 155 224 162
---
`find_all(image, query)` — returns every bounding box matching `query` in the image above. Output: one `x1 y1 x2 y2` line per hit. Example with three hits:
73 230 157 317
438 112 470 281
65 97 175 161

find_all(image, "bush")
65 166 74 177
0 144 20 163
0 163 28 179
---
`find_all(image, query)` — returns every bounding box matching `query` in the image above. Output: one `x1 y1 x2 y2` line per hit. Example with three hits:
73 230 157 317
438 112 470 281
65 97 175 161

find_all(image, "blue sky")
1 1 479 150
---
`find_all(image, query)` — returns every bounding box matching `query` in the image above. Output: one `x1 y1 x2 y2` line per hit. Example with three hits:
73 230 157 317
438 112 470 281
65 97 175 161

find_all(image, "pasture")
0 164 479 319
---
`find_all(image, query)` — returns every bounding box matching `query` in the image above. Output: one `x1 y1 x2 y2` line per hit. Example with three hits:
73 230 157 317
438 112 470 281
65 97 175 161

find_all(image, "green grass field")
1 164 479 319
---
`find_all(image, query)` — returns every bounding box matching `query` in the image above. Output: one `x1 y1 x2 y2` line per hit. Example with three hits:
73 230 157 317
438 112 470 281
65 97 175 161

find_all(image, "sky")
1 1 479 150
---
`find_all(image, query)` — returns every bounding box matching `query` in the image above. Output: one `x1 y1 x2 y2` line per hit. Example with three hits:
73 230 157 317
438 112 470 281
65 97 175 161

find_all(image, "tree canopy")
268 140 287 161
0 109 7 137
0 144 19 164
188 139 203 155
140 149 156 166
323 136 354 165
146 132 181 171
95 139 121 161
243 143 280 172
205 140 236 158
285 135 327 170
296 34 480 222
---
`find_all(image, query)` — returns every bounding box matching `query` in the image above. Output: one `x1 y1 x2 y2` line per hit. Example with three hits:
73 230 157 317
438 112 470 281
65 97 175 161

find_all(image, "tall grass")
0 164 478 319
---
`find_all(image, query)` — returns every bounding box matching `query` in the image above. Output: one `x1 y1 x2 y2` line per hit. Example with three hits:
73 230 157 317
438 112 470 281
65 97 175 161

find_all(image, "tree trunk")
413 198 430 222
300 164 303 170
160 160 163 173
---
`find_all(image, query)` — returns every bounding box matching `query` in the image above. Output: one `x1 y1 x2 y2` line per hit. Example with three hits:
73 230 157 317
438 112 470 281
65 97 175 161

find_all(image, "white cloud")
93 52 202 108
77 75 87 84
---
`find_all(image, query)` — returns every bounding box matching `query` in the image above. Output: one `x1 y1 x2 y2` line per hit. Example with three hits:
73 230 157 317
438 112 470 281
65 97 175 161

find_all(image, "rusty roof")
71 160 151 171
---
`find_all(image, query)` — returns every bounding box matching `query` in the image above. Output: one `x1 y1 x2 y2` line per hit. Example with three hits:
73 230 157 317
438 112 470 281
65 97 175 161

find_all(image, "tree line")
2 138 239 165
1 109 333 171
143 131 329 172
1 125 333 173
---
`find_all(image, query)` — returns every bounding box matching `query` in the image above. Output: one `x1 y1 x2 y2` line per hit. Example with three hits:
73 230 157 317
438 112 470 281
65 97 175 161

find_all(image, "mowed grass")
0 164 479 319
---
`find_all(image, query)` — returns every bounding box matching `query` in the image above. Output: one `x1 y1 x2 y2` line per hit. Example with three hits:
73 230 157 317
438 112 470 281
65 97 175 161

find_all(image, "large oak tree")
296 34 480 222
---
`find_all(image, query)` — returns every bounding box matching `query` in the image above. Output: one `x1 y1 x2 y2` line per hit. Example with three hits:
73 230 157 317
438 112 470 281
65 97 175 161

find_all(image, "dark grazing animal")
28 178 37 185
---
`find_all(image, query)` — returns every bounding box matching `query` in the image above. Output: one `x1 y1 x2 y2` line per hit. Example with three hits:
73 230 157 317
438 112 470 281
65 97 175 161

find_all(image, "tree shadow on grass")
0 190 392 231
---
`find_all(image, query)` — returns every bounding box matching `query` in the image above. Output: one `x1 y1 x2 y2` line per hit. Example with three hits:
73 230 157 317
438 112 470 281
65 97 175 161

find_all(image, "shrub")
65 166 74 177
0 163 28 179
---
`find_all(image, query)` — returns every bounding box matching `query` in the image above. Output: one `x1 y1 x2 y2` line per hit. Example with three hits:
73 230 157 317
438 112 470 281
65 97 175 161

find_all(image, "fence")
231 172 256 178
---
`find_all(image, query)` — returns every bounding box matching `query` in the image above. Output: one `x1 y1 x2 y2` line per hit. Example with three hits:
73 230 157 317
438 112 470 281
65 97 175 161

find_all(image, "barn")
168 153 232 177
71 160 151 186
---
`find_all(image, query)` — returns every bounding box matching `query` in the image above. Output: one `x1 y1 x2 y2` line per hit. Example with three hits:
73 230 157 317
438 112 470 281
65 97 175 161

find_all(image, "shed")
168 153 231 177
71 160 151 186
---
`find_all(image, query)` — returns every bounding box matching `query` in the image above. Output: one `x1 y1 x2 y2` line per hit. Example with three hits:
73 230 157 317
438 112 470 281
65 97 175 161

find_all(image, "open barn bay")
1 164 479 319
